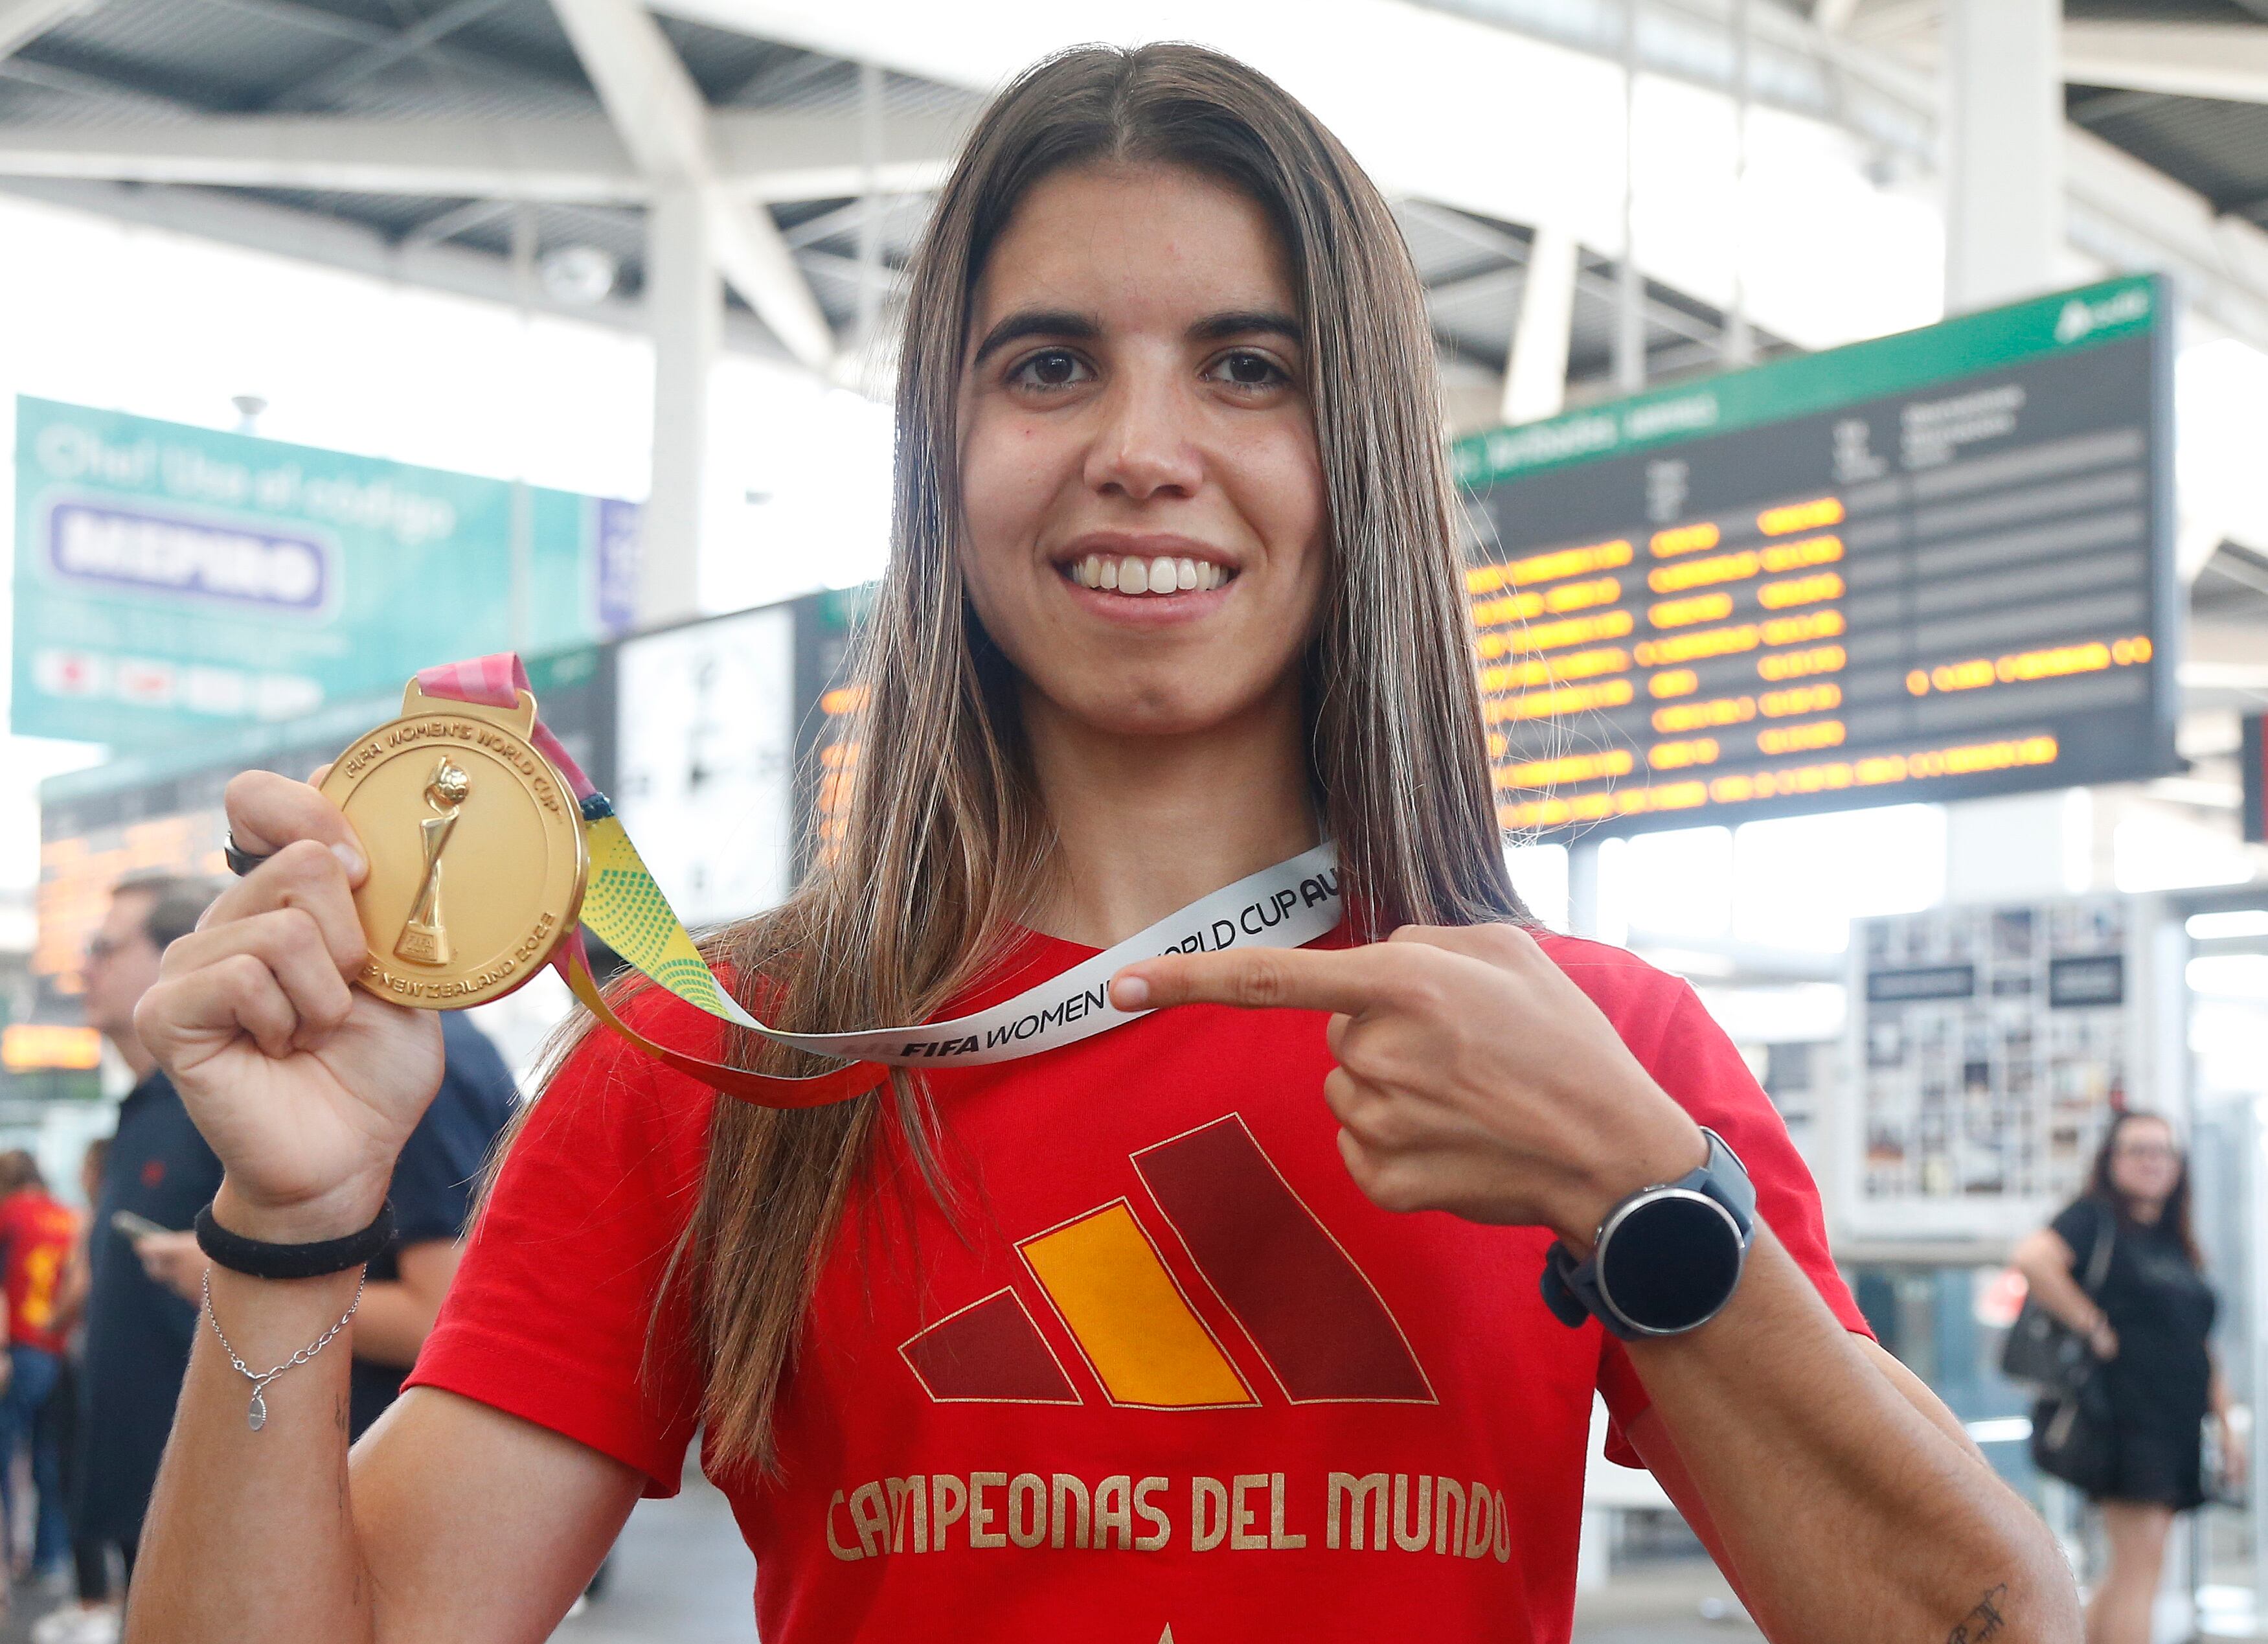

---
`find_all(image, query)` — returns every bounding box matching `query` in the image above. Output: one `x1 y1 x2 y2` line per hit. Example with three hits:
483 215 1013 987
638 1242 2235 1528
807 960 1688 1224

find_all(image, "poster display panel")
1840 895 2168 1240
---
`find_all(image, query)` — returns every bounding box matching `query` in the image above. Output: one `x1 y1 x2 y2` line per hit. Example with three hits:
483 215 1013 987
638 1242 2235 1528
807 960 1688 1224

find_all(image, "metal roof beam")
401 196 512 249
0 174 791 356
0 117 644 198
712 106 960 200
197 0 585 106
267 0 519 111
0 0 92 63
2062 21 2268 107
545 0 833 372
1398 200 1722 346
2065 122 2268 350
0 110 958 203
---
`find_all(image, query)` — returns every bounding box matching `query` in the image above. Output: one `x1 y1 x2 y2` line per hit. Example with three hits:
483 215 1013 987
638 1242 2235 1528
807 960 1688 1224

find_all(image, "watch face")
1597 1190 1745 1334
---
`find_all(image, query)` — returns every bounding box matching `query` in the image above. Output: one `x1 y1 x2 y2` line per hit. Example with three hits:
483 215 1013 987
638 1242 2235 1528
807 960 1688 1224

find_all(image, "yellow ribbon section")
578 814 759 1028
563 810 884 1108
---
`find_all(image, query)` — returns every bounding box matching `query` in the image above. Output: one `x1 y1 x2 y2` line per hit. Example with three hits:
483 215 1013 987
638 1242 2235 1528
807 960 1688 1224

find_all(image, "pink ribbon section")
414 653 596 801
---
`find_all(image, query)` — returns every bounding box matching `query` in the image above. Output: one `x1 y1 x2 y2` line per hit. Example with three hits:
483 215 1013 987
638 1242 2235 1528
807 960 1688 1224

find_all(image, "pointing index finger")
1111 944 1398 1017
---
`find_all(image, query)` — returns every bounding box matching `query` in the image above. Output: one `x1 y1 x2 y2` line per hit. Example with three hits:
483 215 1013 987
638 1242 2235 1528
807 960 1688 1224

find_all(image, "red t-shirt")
0 1189 80 1355
409 930 1869 1641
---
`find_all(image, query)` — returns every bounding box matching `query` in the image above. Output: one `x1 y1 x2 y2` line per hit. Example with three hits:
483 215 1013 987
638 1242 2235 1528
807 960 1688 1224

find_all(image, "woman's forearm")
352 1280 438 1369
128 1257 376 1644
1629 1227 2079 1644
2013 1250 2102 1334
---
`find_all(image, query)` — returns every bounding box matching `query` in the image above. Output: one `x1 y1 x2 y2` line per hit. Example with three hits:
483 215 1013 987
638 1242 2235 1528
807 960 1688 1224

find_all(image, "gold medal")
320 680 587 1009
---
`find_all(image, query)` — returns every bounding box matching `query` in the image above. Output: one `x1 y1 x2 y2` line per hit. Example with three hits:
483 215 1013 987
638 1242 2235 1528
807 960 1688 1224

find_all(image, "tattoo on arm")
1945 1584 2009 1644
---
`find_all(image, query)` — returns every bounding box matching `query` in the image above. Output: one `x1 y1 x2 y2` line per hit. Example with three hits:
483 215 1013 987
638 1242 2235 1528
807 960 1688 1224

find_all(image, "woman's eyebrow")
971 308 1100 365
1189 309 1302 344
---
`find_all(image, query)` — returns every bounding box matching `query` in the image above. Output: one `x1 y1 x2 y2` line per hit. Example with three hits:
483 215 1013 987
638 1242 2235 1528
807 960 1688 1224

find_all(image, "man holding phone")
47 875 222 1644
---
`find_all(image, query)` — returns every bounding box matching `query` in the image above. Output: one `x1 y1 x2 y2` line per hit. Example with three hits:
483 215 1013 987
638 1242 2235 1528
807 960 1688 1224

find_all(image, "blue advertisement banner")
11 396 639 744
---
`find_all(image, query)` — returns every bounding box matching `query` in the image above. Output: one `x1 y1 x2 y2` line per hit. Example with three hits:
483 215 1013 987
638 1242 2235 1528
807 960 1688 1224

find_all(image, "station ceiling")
0 0 2261 810
0 0 1817 397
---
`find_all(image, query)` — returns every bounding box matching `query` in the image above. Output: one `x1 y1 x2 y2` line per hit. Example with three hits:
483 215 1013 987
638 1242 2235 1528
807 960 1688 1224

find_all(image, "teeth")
1064 553 1234 597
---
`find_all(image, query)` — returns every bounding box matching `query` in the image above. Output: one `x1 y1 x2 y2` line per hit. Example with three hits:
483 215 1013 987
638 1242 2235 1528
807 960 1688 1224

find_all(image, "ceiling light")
539 245 617 307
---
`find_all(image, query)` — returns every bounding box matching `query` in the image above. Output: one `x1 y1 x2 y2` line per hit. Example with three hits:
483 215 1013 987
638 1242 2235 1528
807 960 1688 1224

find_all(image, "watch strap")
1539 1129 1754 1340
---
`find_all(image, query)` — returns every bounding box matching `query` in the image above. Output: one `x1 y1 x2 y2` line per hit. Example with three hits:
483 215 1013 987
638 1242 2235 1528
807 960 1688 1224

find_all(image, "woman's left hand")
1113 923 1707 1246
2221 1413 2251 1490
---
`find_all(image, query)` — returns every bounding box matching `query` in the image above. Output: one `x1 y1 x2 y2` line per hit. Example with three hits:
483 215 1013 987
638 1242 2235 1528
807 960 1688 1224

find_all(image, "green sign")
1451 274 2159 490
10 396 639 744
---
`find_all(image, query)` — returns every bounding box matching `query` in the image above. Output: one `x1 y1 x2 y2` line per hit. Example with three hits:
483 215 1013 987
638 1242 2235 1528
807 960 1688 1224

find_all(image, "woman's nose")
1083 374 1204 501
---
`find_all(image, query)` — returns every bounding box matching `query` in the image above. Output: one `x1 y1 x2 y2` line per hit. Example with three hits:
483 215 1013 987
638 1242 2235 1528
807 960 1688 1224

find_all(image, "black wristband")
194 1200 395 1280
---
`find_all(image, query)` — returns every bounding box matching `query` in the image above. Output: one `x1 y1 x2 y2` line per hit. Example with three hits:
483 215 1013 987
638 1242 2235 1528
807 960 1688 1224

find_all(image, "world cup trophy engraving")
394 758 471 965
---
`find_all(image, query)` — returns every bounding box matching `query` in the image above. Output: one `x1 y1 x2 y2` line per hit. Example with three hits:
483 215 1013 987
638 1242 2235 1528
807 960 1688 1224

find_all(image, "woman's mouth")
1060 552 1234 597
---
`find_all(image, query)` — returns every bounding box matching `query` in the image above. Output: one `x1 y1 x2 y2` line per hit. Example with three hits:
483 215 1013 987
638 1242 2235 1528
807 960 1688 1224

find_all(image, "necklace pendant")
248 1390 267 1432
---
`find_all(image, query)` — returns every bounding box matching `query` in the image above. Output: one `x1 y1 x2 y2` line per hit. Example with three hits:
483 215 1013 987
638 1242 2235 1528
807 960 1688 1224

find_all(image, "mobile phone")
109 1211 172 1241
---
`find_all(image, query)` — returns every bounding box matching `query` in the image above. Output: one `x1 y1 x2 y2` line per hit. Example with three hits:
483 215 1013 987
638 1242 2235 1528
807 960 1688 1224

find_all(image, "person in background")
121 1007 516 1440
33 1141 106 1635
2013 1110 2238 1644
343 1012 516 1440
0 1151 83 1588
34 875 221 1644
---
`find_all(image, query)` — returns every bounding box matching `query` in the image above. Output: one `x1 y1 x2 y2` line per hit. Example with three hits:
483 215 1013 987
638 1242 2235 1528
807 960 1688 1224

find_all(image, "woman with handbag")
2013 1110 2241 1644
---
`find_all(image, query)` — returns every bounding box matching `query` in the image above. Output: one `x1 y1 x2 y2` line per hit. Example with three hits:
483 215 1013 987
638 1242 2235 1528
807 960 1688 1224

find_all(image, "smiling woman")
125 41 2076 1644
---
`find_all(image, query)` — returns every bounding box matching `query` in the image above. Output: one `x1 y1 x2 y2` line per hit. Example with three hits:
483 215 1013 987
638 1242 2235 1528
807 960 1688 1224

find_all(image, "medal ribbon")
413 655 1344 1109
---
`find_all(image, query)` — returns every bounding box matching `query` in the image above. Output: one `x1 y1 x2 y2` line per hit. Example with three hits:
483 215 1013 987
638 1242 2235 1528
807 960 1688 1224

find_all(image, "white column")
1503 224 1580 426
1943 790 2094 904
1939 0 2073 908
1566 836 1603 938
1613 0 1646 394
1723 0 1755 367
640 181 718 628
1943 0 2063 310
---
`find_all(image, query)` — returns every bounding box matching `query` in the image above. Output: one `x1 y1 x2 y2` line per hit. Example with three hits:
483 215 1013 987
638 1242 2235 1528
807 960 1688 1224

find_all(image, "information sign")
1455 277 2177 838
12 396 639 744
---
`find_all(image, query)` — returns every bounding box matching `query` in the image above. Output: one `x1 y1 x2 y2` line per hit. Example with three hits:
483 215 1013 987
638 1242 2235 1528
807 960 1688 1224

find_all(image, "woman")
2014 1111 2238 1644
125 43 2071 1644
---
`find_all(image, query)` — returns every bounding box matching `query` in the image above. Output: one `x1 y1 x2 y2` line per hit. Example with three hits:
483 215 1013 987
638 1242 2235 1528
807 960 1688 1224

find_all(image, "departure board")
1455 275 2176 839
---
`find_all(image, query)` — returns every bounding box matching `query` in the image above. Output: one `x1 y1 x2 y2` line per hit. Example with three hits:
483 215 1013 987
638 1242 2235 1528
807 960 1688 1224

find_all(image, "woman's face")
2107 1116 2181 1206
956 163 1330 738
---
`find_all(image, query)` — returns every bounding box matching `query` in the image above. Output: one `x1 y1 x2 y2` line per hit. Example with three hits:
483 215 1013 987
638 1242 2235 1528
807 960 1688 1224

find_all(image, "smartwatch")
1539 1128 1756 1340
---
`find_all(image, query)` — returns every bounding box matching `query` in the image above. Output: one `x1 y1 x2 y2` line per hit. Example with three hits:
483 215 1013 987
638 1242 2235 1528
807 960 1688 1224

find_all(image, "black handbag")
2001 1201 2115 1395
2032 1375 2118 1494
2006 1202 2120 1494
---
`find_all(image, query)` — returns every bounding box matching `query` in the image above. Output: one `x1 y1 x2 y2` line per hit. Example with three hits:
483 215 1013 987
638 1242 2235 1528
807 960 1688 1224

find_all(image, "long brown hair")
626 43 1527 1474
2082 1109 2201 1268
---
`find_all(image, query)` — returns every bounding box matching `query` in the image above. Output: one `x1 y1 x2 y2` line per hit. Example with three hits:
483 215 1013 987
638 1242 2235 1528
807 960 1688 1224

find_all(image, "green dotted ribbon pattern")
578 815 758 1029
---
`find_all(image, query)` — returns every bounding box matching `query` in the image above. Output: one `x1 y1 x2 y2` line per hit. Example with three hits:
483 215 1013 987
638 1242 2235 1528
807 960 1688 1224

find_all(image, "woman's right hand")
133 771 445 1241
2088 1316 2120 1361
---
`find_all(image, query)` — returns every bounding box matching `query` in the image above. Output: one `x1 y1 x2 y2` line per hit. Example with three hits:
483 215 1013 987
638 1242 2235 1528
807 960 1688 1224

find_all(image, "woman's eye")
1207 350 1291 391
1009 349 1093 391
